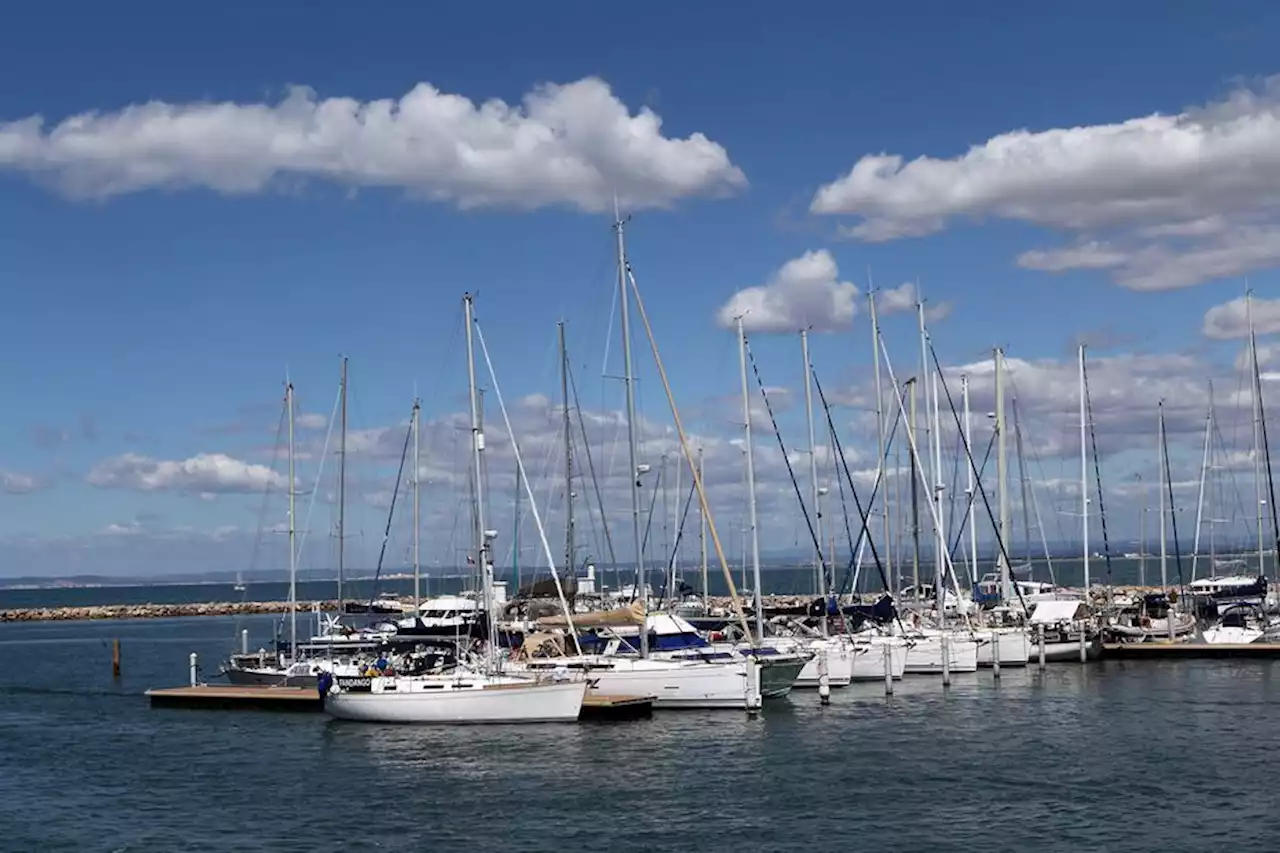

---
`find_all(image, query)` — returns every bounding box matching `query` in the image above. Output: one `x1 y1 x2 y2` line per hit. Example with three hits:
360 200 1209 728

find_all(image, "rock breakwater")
0 600 339 623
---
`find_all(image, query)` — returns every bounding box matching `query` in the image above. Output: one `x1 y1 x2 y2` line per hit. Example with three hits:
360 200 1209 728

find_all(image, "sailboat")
503 223 790 710
224 381 323 687
233 571 245 593
322 293 586 724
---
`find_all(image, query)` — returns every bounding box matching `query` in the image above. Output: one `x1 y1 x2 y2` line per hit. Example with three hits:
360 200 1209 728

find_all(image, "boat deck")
1103 642 1280 659
146 684 655 720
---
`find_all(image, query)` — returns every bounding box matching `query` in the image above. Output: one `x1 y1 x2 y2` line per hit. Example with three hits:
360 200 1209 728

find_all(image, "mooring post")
1037 623 1046 670
745 656 762 717
1078 626 1087 663
241 628 249 656
112 639 121 678
817 647 831 706
883 642 894 695
941 634 951 688
189 652 198 687
992 631 1001 680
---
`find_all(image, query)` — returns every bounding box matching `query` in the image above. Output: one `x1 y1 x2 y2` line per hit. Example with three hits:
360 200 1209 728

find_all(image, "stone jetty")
0 600 339 623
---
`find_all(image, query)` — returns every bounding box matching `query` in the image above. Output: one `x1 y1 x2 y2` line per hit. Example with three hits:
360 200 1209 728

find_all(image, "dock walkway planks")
146 684 655 719
146 685 322 711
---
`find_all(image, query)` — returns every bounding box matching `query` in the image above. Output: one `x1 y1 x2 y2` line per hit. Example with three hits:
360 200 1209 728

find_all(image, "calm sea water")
1 615 1278 851
0 555 1240 612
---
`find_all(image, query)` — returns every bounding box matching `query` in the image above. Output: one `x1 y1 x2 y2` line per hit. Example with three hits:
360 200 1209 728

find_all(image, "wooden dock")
580 693 655 721
146 685 323 711
146 684 655 720
1103 642 1280 660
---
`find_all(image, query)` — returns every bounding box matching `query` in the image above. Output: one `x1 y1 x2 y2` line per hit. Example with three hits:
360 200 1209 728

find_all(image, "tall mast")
698 446 708 600
931 365 945 620
1158 402 1168 591
338 357 347 607
615 212 648 657
672 452 681 597
464 293 496 672
1190 391 1213 582
559 321 575 577
1079 344 1090 592
513 460 521 592
661 454 670 595
1013 397 1034 568
802 328 827 634
916 302 934 569
870 293 892 599
412 399 421 612
738 316 764 641
1137 474 1146 587
1249 291 1266 576
286 380 297 662
963 375 976 591
995 348 1011 602
908 377 921 603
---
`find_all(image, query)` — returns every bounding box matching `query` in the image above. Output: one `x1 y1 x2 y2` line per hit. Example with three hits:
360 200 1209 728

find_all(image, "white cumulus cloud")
716 250 858 334
86 452 288 494
295 412 328 431
2 470 42 494
1202 294 1280 340
873 281 952 321
811 77 1280 290
0 77 745 212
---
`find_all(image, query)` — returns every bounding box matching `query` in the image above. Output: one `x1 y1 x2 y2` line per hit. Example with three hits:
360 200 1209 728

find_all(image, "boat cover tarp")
1028 600 1087 624
538 600 646 629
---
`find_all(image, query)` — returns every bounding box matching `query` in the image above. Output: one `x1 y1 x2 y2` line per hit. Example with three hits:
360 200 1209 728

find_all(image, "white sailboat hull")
512 656 755 710
793 642 854 688
762 638 854 688
974 628 1031 668
324 677 587 723
849 639 909 680
903 635 979 674
1202 625 1265 645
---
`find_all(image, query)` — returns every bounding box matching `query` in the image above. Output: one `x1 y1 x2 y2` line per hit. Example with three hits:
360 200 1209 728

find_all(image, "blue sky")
4 1 1280 579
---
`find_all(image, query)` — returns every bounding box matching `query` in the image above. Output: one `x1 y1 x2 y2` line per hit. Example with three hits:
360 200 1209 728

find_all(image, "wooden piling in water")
112 639 121 678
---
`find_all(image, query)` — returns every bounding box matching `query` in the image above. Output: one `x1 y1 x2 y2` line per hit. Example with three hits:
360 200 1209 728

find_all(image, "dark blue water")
2 616 1278 851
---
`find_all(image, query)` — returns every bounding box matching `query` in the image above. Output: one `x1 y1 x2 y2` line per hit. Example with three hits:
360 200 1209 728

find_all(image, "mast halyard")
908 377 921 605
801 328 827 636
412 398 421 613
1249 291 1267 577
1137 474 1147 587
464 294 497 673
698 446 708 600
963 376 976 590
870 292 892 600
559 321 575 582
338 357 347 608
738 316 764 642
995 347 1011 603
1159 401 1169 592
614 212 648 657
286 380 297 664
1079 344 1090 592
